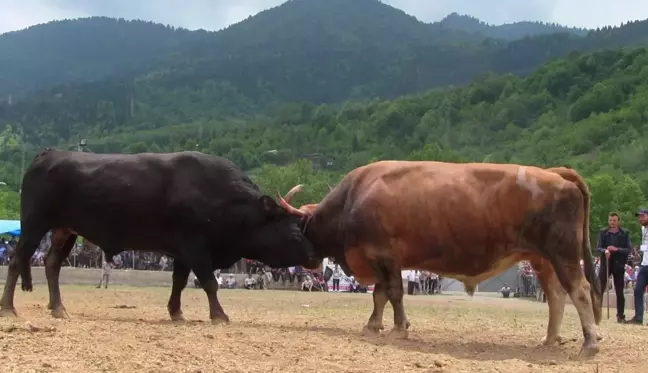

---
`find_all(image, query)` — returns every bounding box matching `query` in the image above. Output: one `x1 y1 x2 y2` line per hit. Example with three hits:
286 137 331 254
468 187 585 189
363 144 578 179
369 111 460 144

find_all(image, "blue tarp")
0 220 20 236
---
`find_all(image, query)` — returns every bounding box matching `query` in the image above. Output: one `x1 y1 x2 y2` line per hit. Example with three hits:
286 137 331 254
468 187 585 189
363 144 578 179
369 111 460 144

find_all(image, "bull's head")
277 183 335 219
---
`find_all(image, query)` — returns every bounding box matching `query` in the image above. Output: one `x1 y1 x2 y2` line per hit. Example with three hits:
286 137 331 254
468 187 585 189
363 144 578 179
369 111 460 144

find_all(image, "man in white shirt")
332 264 342 292
244 274 256 290
626 208 648 325
225 274 236 289
406 270 416 295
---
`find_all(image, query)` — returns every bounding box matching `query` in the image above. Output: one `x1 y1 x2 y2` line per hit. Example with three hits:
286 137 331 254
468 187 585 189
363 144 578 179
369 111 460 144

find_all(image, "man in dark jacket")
596 212 633 323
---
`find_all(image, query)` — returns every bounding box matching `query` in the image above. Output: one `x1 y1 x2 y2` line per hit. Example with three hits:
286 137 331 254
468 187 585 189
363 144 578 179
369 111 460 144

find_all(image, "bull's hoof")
51 306 69 319
576 343 600 359
362 322 384 335
386 327 409 341
0 307 17 318
21 282 33 292
540 335 563 346
169 312 186 322
596 331 603 341
210 315 230 325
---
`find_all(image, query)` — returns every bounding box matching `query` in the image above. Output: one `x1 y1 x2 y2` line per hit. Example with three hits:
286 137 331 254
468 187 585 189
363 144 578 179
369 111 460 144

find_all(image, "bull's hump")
516 166 566 200
516 166 544 200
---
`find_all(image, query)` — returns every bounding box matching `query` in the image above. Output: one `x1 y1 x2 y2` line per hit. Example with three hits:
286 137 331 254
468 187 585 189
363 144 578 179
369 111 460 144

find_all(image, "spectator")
596 212 632 323
301 274 314 291
331 264 342 292
405 270 416 295
215 272 223 287
429 272 439 294
225 274 236 289
499 283 511 298
96 253 112 289
419 271 429 294
244 274 256 290
625 208 648 325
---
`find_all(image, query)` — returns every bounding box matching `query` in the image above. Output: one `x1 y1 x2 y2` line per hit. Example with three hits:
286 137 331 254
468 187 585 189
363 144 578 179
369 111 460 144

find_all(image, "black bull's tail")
548 166 602 324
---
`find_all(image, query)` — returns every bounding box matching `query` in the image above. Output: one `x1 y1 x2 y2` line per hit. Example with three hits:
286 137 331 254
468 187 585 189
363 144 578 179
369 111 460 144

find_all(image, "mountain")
0 0 602 100
438 13 589 40
3 0 648 149
0 17 209 98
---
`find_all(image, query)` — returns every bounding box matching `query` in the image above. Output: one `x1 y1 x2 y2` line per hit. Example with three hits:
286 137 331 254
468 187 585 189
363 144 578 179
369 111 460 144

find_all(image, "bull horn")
327 184 333 192
277 191 308 218
283 184 304 203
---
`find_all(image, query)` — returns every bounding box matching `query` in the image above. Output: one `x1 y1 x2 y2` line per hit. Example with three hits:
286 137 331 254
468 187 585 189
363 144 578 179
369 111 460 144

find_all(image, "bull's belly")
345 245 528 291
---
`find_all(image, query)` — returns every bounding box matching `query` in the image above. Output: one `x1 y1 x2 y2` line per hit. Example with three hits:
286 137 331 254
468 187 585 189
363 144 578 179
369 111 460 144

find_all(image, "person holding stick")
595 212 632 323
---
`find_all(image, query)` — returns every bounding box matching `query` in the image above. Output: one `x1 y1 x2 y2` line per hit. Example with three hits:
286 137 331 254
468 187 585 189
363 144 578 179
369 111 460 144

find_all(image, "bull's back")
20 150 254 248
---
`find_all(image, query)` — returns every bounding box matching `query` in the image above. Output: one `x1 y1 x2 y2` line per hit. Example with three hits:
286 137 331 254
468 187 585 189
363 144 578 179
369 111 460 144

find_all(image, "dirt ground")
0 286 644 373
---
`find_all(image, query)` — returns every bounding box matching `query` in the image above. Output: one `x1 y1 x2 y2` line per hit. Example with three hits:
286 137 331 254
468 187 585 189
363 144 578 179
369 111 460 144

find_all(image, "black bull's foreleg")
167 260 191 321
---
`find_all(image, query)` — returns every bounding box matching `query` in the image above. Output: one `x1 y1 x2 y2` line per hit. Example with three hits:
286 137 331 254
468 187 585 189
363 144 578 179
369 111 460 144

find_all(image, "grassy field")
0 285 644 372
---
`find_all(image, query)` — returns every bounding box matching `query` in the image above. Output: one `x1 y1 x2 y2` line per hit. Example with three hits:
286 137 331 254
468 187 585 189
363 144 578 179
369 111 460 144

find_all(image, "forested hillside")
4 0 648 105
3 0 648 143
438 13 589 40
0 0 601 99
0 17 206 97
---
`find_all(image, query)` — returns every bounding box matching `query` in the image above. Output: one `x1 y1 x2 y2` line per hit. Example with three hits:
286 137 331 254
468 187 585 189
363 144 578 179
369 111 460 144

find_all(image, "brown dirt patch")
0 285 644 372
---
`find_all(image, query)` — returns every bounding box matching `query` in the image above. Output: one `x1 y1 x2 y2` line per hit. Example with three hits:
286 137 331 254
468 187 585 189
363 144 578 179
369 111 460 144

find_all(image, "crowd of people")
403 270 444 295
0 233 174 271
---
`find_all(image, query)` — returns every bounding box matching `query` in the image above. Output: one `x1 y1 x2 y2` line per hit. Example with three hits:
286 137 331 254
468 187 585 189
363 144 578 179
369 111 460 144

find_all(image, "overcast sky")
1 0 646 35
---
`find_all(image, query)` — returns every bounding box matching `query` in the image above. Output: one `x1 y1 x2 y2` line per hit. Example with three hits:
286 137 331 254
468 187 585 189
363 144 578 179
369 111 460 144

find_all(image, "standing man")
96 252 112 289
405 270 416 295
331 264 342 292
596 212 633 323
625 208 648 325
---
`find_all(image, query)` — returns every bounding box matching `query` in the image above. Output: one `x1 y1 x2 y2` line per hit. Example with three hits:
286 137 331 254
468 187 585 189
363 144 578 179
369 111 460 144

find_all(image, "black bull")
0 149 320 323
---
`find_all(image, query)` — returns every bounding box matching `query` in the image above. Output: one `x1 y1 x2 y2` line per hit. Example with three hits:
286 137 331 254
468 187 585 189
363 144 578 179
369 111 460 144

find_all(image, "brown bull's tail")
548 166 602 324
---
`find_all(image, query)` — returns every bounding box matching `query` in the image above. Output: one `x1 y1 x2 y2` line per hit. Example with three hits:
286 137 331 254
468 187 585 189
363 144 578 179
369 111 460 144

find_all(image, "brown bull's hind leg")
543 225 599 356
565 273 599 357
363 281 387 334
386 267 410 340
45 229 77 319
530 257 566 346
369 259 409 340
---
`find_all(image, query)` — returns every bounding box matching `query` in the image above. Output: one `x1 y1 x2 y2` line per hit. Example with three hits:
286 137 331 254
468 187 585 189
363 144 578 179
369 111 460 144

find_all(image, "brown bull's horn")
283 184 304 203
327 184 333 192
277 191 308 218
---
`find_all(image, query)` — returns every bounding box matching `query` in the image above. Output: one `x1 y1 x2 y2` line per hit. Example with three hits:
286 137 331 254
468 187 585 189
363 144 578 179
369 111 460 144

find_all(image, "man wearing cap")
596 212 633 323
625 208 648 325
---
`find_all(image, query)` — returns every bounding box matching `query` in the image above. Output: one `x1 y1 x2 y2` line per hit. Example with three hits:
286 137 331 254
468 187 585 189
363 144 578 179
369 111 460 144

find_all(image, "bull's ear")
259 195 282 215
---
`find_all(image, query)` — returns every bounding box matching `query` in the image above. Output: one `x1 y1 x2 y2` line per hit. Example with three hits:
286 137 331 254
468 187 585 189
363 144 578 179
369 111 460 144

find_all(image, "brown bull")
279 161 602 358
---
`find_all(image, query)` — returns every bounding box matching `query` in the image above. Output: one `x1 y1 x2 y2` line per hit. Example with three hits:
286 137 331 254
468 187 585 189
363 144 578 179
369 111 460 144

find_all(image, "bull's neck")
306 213 344 259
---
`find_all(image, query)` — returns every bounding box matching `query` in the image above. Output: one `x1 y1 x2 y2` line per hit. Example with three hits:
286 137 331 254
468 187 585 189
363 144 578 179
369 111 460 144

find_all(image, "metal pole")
132 250 135 270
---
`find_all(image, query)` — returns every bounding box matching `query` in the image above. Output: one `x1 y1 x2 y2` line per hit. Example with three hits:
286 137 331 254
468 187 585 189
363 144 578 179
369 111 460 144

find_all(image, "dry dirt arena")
0 286 644 373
